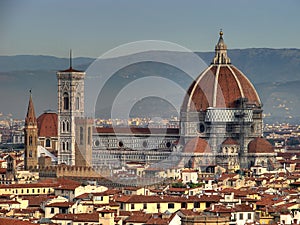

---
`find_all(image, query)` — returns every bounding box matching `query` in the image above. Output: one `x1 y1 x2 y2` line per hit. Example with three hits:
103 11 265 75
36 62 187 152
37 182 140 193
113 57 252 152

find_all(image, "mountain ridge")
1 48 300 123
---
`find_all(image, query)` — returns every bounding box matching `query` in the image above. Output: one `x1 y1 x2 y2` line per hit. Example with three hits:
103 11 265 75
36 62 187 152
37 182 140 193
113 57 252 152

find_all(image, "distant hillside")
0 48 300 123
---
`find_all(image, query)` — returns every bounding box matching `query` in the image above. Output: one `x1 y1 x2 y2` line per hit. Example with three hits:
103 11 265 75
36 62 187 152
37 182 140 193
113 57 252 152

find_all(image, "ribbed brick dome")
182 31 261 112
37 112 58 137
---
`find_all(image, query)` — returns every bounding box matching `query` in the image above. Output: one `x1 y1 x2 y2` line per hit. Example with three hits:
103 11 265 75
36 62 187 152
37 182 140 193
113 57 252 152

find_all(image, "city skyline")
0 0 300 58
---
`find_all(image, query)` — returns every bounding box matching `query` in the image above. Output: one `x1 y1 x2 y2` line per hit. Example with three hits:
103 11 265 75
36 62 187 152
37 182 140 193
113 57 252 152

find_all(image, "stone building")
30 32 278 175
180 31 276 170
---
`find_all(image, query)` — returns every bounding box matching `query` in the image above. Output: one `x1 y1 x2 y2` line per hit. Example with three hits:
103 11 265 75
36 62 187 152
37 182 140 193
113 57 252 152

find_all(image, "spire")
58 50 83 72
25 90 37 126
69 49 72 69
212 29 231 64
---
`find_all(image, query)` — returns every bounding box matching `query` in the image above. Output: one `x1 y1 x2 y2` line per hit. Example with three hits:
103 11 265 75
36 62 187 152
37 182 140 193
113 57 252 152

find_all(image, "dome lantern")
212 30 231 64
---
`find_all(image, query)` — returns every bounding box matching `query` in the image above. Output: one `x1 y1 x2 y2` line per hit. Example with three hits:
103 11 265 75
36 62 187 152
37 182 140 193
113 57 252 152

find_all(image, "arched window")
45 139 51 147
62 121 66 132
88 127 91 145
66 141 69 150
62 142 65 151
76 96 80 110
63 92 69 110
29 136 33 146
80 127 84 145
66 121 69 132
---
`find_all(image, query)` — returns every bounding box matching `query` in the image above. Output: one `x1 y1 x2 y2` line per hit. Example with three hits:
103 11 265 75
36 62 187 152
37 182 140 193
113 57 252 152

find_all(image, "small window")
194 202 200 208
62 142 66 151
239 213 243 220
80 127 84 145
63 92 69 110
88 127 91 145
29 136 33 146
46 139 51 147
76 96 80 110
157 203 160 209
118 141 124 148
168 203 175 209
248 213 252 220
50 208 54 214
143 140 148 148
131 204 135 210
143 203 147 209
62 121 66 132
66 121 69 132
198 123 205 133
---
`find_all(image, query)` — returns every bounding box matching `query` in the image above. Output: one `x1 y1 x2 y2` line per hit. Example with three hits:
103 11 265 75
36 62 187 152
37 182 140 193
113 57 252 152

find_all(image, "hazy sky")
0 0 299 58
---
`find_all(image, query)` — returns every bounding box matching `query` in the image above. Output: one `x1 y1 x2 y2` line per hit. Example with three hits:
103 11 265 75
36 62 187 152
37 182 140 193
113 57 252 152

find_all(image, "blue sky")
0 0 299 58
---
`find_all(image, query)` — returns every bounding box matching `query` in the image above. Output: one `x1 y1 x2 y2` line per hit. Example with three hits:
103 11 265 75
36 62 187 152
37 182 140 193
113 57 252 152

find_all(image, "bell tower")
24 91 38 170
57 51 85 165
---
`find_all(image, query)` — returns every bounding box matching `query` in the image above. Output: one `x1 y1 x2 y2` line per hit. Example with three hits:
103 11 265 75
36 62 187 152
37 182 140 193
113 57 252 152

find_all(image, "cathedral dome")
183 137 212 154
182 31 261 112
248 137 274 154
37 112 58 137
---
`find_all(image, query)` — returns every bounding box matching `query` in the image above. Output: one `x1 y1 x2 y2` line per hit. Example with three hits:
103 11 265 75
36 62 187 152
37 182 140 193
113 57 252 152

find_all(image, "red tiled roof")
0 218 35 225
0 200 20 205
47 201 74 207
22 195 54 207
145 213 176 225
55 183 80 190
125 213 152 223
0 168 6 174
52 212 99 222
179 209 201 216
